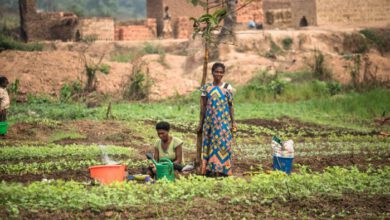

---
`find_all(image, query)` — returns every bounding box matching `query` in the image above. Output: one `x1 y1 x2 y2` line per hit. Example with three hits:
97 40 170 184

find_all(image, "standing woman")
197 62 237 176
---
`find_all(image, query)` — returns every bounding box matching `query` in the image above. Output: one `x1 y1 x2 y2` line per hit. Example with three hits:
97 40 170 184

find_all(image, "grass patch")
48 131 86 142
8 87 390 131
0 34 43 52
110 43 166 63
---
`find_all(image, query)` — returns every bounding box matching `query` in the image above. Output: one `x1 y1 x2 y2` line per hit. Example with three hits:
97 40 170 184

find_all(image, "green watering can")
146 153 175 181
0 122 8 135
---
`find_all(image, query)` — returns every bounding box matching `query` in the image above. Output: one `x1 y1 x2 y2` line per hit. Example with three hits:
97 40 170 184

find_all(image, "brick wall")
263 0 292 28
78 17 115 41
174 17 191 39
146 0 164 36
291 0 316 27
115 19 157 41
147 0 204 37
236 0 263 24
316 0 390 27
19 0 78 42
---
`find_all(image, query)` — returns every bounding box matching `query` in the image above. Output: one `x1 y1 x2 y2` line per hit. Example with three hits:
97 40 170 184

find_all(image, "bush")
326 81 342 96
60 84 72 103
343 33 368 54
59 81 82 103
0 34 43 52
123 70 153 100
143 42 163 54
282 37 293 50
267 79 285 98
311 49 331 81
360 28 390 54
99 64 111 75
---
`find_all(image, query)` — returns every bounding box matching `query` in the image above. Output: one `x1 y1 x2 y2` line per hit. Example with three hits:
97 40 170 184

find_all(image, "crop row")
0 159 148 175
235 142 389 160
1 167 389 216
0 144 134 161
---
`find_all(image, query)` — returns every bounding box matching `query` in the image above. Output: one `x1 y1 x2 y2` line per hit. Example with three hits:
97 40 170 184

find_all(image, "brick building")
19 0 390 42
147 0 263 39
263 0 390 29
78 17 115 41
19 0 78 42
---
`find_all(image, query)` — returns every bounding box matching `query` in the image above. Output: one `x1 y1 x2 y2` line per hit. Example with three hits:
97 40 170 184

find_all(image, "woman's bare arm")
174 144 183 164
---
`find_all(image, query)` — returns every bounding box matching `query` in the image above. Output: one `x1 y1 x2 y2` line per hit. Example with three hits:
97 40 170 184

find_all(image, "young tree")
190 0 227 172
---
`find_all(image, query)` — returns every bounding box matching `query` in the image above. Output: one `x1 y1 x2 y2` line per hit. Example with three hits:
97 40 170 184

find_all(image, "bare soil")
238 117 379 137
4 120 145 147
1 29 389 100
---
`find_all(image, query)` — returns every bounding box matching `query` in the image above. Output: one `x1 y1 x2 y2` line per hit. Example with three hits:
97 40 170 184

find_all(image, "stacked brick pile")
115 19 157 41
79 17 115 41
145 18 157 35
236 1 263 24
175 17 191 39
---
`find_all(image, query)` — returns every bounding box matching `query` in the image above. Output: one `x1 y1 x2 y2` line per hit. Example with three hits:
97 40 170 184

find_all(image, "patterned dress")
201 82 234 176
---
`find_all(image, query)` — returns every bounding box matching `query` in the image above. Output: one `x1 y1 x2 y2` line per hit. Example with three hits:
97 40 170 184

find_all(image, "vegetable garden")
1 89 389 219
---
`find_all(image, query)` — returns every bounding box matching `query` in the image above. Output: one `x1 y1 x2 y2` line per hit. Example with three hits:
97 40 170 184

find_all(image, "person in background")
0 76 10 139
197 62 237 177
162 6 172 38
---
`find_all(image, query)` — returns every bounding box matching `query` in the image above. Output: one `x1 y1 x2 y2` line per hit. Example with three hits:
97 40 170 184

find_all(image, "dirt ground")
0 28 389 100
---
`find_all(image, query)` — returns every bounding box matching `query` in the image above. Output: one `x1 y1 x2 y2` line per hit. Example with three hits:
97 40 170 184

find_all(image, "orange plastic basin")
89 165 126 185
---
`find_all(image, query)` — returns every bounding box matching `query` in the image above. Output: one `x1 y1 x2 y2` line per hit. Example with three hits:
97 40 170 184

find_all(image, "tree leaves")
190 8 227 42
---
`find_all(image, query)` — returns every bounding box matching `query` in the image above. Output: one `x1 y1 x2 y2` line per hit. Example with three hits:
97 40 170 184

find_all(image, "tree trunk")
196 0 211 174
18 0 28 42
218 0 237 42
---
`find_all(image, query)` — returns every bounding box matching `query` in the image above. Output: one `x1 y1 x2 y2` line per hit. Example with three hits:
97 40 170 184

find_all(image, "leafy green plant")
123 70 153 101
282 37 293 50
84 62 110 92
190 9 227 42
360 28 390 54
311 49 331 81
99 64 111 75
59 84 73 103
0 144 133 161
1 167 388 216
267 79 285 98
143 42 162 54
326 81 342 96
9 79 20 95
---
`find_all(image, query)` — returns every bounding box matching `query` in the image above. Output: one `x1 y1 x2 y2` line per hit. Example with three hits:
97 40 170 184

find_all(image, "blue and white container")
272 136 294 174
